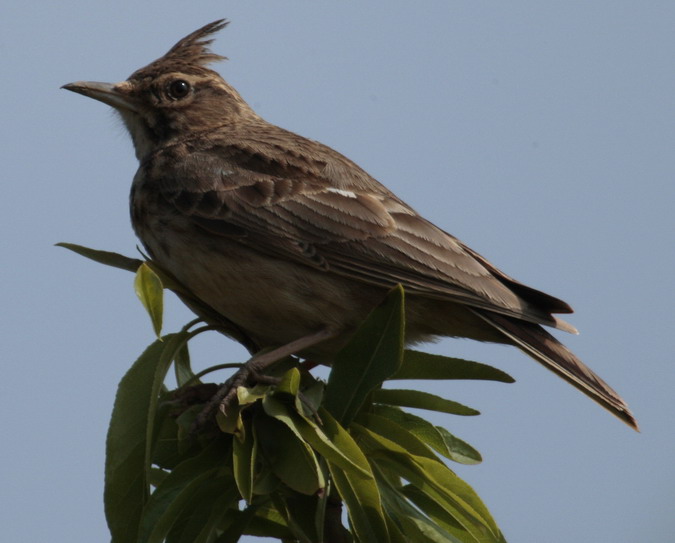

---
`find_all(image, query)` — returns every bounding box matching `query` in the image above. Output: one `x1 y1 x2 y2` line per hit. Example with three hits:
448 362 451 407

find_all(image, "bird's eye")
167 79 191 100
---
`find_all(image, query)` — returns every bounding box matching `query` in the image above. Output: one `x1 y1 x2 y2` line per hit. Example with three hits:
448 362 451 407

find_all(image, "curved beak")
62 81 138 113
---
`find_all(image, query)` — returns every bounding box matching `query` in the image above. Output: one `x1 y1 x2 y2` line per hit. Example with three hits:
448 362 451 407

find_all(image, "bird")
62 19 637 430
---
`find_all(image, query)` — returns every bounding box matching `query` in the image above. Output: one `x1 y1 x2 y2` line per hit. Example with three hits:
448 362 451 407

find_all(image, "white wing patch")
326 187 357 198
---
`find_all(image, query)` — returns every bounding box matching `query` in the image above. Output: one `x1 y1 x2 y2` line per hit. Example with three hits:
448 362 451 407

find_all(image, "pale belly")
138 219 387 354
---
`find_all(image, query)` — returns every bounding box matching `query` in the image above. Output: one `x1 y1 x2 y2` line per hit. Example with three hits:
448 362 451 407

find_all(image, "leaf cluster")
59 243 513 543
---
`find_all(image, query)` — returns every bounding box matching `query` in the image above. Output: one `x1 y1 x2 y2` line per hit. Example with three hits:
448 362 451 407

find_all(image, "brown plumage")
63 20 637 429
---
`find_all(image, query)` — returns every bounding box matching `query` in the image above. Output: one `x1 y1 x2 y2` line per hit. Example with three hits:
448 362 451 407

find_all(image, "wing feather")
157 147 572 328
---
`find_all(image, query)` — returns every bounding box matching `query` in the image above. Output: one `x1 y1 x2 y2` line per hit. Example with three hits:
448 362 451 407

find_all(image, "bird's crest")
164 19 228 67
131 20 228 79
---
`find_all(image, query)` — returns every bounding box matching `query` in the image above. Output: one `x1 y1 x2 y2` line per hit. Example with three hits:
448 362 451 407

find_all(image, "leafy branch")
59 243 512 543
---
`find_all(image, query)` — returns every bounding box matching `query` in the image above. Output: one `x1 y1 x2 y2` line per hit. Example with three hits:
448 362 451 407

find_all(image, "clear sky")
2 2 674 542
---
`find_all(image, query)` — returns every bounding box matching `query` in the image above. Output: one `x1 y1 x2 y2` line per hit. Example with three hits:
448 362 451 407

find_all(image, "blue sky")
2 2 674 542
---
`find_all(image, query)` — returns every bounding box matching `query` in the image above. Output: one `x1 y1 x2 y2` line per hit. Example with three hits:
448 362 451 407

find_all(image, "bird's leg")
193 328 338 431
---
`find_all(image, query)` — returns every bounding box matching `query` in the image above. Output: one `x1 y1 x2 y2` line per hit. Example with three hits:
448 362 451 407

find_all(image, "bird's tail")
471 309 638 430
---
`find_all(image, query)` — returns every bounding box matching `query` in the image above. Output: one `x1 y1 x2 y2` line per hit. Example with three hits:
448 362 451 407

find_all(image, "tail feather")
471 309 638 431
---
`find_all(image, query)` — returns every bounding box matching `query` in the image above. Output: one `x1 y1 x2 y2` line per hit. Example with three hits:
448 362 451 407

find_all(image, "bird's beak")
62 81 139 113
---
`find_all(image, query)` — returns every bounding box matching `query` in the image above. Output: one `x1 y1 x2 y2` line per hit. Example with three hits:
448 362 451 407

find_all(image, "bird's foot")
191 327 337 434
191 364 257 434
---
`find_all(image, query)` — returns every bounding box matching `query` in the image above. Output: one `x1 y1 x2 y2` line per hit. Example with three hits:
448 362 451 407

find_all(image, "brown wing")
156 146 572 329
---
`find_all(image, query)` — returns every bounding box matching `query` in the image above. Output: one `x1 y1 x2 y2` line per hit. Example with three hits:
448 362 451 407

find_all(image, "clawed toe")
190 328 337 434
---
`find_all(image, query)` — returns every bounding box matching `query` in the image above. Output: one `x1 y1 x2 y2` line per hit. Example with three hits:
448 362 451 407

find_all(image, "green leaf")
237 384 270 407
329 464 390 543
393 350 514 383
134 262 164 338
309 406 379 478
232 416 255 503
354 424 501 542
373 389 479 416
275 367 301 397
138 443 232 543
262 397 369 477
264 397 389 538
104 332 190 543
391 457 497 542
143 471 220 543
165 480 238 543
383 513 418 543
301 407 390 542
357 413 439 461
144 334 194 476
251 463 281 497
150 402 202 471
56 242 142 272
244 504 295 539
297 378 325 416
272 494 318 543
214 503 260 543
253 410 324 495
324 285 405 426
173 342 197 387
373 406 481 465
434 427 482 466
379 478 463 543
402 516 465 543
401 485 500 543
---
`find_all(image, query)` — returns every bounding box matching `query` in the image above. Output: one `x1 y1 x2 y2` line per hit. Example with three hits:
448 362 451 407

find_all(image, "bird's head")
63 20 255 160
